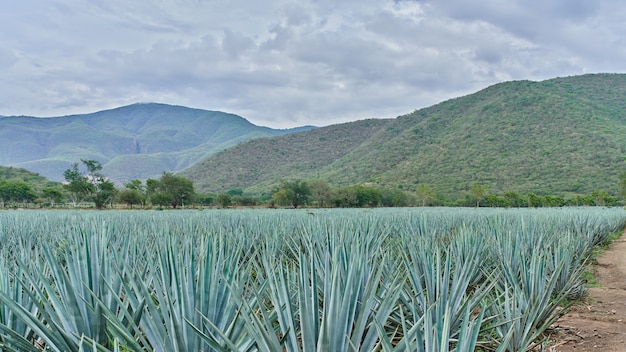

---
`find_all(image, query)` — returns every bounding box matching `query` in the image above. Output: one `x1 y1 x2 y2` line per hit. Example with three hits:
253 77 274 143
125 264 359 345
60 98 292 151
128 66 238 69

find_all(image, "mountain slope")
0 103 312 182
183 73 626 197
182 118 390 193
0 166 63 193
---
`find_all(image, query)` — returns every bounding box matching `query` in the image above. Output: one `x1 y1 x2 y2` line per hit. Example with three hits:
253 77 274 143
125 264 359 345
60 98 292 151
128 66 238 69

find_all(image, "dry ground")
549 235 626 351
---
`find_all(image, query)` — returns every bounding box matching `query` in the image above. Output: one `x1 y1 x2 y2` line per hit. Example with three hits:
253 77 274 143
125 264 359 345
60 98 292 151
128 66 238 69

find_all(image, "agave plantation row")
1 208 625 351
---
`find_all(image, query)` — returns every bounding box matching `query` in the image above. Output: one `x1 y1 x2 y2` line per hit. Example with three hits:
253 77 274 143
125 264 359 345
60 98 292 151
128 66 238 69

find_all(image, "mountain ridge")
0 103 314 183
182 73 626 198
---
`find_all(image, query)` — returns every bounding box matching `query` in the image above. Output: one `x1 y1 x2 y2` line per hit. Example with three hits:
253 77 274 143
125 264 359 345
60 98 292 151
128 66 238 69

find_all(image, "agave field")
0 207 625 352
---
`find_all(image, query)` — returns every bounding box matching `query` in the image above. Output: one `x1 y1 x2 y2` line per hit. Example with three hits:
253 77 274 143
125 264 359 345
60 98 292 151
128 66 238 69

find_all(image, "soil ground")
549 234 626 351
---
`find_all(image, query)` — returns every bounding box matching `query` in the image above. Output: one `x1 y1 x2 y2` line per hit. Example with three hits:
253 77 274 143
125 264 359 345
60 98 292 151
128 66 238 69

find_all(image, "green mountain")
182 73 626 198
0 103 313 183
0 166 63 193
182 118 391 193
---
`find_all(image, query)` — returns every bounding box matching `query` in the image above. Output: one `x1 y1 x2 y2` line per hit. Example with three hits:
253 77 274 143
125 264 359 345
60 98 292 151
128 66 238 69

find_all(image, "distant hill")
182 118 391 193
0 103 314 183
0 166 63 193
182 73 626 198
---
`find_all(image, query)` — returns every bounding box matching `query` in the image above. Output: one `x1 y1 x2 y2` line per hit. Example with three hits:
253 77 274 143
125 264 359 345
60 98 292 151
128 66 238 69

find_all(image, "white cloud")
1 0 625 127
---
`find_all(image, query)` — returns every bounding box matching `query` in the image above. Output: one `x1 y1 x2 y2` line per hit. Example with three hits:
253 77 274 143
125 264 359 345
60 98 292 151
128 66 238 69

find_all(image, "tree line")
205 180 625 209
260 180 624 209
2 159 626 209
63 159 194 209
0 160 194 209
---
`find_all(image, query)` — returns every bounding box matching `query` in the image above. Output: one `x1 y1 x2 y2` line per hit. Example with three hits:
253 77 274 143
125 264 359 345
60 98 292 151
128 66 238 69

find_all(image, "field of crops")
1 207 625 352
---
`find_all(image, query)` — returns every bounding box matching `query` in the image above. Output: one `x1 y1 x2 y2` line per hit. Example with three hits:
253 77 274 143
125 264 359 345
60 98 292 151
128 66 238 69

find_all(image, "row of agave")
0 207 624 351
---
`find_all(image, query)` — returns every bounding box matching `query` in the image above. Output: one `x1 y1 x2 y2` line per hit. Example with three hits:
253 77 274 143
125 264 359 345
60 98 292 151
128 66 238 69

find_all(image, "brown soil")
549 235 626 351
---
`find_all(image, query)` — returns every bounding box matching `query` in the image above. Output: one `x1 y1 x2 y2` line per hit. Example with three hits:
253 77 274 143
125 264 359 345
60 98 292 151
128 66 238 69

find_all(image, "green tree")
93 180 116 209
415 184 435 206
217 193 232 208
332 187 358 207
542 195 565 207
573 194 595 206
232 195 260 206
485 194 509 207
0 180 37 206
331 185 381 208
146 178 159 196
126 179 144 191
197 194 215 206
63 160 116 209
503 191 523 207
81 159 116 209
63 162 94 206
274 180 311 208
272 189 290 207
352 185 381 207
148 173 195 208
42 187 64 206
151 192 174 208
590 189 617 206
118 190 143 209
380 188 410 207
527 193 542 207
469 184 488 207
117 180 146 208
0 180 6 207
308 179 332 207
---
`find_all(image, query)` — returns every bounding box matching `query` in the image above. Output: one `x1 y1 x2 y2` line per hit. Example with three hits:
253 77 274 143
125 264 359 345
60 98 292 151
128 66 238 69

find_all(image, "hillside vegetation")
0 103 312 183
182 118 390 193
183 73 626 198
0 166 63 193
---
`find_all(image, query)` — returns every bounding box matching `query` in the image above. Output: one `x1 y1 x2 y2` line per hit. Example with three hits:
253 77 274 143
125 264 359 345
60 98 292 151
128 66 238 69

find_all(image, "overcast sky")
1 0 625 128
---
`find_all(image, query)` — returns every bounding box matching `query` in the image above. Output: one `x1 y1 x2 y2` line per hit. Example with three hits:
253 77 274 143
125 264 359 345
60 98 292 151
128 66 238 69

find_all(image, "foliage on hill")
0 166 63 192
0 103 313 183
183 74 626 198
181 118 390 193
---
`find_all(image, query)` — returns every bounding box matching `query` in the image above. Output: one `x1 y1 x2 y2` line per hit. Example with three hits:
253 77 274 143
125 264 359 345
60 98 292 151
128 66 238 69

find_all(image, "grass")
581 229 625 287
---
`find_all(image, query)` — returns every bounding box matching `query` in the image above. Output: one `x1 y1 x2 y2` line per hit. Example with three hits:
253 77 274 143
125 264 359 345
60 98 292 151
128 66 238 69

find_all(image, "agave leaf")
82 278 148 351
5 260 82 351
0 289 75 352
0 322 41 352
186 315 242 352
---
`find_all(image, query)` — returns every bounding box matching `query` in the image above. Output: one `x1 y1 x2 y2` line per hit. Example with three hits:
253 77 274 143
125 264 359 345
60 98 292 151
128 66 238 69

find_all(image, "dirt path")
550 235 626 351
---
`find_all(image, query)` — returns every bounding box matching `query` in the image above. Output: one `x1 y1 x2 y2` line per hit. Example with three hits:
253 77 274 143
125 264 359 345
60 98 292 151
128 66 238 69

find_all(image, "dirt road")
551 236 626 351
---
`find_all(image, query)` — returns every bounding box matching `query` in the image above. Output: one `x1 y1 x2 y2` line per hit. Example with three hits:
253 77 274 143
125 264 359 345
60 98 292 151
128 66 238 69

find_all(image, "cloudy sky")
1 0 625 128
